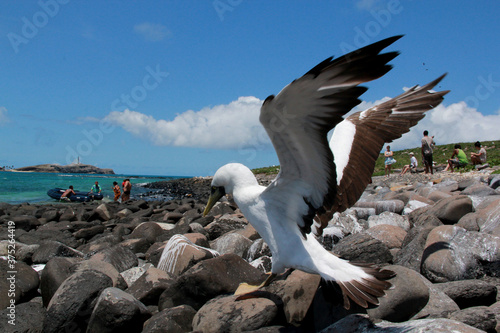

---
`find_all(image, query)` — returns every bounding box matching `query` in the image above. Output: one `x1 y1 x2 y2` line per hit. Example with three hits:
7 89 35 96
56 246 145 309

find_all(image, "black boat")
47 188 103 202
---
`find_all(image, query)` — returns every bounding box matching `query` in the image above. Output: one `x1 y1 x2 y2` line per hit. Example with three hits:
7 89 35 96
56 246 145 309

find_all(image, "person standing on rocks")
112 181 121 202
421 130 435 174
122 179 132 201
384 145 396 177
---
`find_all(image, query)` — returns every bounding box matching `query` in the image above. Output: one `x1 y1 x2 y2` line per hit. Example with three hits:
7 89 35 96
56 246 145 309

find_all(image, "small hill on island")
12 164 115 174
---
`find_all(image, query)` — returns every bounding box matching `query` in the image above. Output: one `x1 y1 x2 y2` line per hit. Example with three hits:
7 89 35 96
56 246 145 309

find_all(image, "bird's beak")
203 186 225 217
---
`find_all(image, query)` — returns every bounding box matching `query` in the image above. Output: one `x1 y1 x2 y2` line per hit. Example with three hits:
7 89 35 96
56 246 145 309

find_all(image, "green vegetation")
252 165 281 175
373 140 500 176
252 140 499 177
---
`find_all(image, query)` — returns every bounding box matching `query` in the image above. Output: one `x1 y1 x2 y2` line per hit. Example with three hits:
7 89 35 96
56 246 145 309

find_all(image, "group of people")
60 179 132 202
384 130 488 177
112 179 132 202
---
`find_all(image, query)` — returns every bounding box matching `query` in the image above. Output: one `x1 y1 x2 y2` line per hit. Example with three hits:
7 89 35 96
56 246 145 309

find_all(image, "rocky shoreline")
1 169 500 332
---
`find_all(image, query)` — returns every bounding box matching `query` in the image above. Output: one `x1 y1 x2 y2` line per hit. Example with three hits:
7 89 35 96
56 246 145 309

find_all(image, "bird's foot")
234 273 277 300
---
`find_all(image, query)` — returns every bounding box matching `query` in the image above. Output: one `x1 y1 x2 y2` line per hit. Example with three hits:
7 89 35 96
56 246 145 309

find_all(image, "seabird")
203 36 449 309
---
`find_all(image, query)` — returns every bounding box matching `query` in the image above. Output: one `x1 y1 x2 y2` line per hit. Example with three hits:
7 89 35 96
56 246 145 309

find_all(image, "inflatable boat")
47 188 103 202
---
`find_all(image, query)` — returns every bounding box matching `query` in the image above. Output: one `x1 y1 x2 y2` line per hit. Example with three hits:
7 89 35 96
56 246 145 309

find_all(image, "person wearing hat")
401 152 418 175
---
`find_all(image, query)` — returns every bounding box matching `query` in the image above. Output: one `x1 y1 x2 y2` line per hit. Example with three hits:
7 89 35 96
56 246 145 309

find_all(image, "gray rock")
15 242 39 264
31 240 84 264
265 270 321 326
90 244 138 272
421 225 500 282
159 254 266 310
73 260 128 290
320 313 486 332
129 221 173 244
246 238 272 262
354 200 405 215
87 287 151 333
73 224 106 240
449 306 497 332
366 224 406 249
333 232 393 264
490 175 500 189
43 269 113 333
435 280 497 308
427 195 474 224
211 232 252 257
204 214 248 240
119 237 151 254
0 260 39 309
192 295 278 333
9 215 40 231
366 211 410 231
120 265 151 288
142 305 197 333
0 301 46 333
366 265 430 322
126 266 173 305
40 257 82 307
462 183 498 196
412 276 460 319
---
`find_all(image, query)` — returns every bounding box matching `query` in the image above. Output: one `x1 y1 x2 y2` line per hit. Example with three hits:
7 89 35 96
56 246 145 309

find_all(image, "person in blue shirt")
90 181 101 194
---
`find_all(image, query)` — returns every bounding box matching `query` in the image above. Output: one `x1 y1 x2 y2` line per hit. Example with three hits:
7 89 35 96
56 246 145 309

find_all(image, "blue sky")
1 1 499 176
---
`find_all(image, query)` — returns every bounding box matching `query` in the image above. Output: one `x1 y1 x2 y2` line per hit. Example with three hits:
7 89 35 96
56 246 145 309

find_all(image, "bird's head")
202 163 256 216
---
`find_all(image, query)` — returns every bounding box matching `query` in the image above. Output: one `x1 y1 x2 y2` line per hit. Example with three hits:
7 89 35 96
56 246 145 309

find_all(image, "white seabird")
203 36 449 309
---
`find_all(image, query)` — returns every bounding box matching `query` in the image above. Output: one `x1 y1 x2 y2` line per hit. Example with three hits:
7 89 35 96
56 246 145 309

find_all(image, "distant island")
9 164 115 174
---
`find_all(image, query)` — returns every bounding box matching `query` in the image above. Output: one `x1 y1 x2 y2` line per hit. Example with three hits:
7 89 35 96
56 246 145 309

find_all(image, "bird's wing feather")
314 74 449 233
260 36 402 236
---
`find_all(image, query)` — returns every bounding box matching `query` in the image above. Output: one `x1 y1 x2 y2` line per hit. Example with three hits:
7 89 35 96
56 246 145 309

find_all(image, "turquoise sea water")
0 171 182 204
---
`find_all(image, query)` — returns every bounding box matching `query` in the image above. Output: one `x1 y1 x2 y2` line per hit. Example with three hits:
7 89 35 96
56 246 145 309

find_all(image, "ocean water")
0 171 182 204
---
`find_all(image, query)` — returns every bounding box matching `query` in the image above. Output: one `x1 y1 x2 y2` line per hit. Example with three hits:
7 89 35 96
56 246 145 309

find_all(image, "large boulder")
90 244 138 273
126 266 173 306
421 225 500 282
366 265 430 322
192 295 278 333
333 232 392 264
142 305 197 333
40 257 82 307
87 287 151 333
159 254 266 310
434 280 498 309
42 270 113 333
426 196 474 224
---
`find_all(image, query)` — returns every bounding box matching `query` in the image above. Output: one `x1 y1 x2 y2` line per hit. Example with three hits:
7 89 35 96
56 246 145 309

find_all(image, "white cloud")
385 102 500 151
104 94 500 153
105 96 266 149
0 107 9 125
134 22 171 42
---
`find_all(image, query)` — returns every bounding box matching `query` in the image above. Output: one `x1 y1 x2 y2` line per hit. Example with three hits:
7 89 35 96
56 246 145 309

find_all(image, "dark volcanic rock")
142 305 197 333
43 270 113 333
159 254 266 310
333 232 393 264
435 280 498 309
87 287 151 333
40 257 82 307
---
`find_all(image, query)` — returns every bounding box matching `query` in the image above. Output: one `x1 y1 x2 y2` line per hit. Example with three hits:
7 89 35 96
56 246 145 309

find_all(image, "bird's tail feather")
317 255 395 309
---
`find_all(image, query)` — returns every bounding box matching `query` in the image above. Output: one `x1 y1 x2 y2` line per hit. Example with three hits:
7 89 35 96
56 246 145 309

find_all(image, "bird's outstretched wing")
314 74 450 233
260 36 402 236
